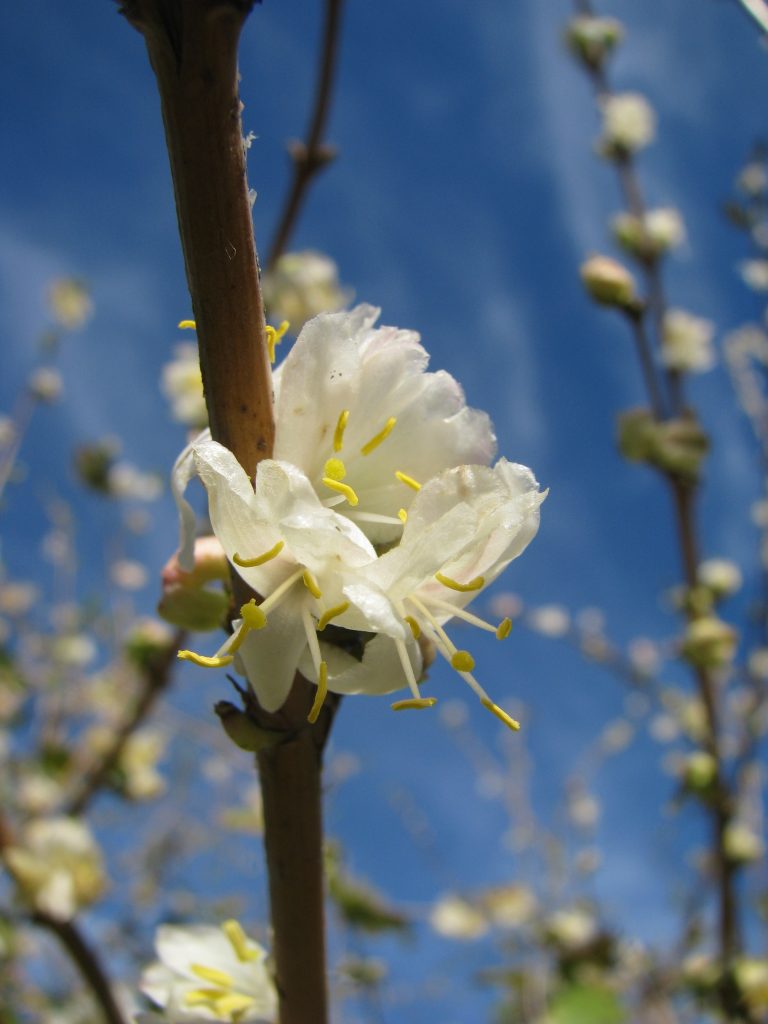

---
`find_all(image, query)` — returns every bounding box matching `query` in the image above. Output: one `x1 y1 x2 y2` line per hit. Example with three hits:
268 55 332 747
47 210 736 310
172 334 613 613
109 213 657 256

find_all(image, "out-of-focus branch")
266 0 346 269
65 630 185 817
31 913 129 1024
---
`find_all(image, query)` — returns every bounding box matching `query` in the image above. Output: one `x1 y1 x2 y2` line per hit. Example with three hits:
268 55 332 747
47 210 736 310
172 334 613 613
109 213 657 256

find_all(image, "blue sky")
1 0 767 1019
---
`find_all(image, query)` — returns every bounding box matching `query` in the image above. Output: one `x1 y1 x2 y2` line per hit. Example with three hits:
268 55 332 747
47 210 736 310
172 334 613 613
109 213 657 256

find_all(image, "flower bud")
158 583 229 632
28 368 63 403
680 751 717 796
733 957 768 1012
612 207 685 259
598 93 656 157
214 702 283 752
564 15 624 69
47 278 93 331
124 617 176 671
661 310 715 373
698 558 742 600
724 822 765 865
580 255 638 309
681 616 737 670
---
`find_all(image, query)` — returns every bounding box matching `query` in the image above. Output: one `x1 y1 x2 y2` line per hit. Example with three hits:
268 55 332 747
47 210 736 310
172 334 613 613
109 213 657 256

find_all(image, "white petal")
234 594 307 712
298 632 422 696
343 581 407 639
171 428 211 571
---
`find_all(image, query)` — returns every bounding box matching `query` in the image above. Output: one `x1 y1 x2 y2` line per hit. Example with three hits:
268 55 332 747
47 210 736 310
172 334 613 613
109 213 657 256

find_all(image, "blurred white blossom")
598 92 656 154
162 343 208 430
661 310 715 373
262 251 351 333
429 894 488 940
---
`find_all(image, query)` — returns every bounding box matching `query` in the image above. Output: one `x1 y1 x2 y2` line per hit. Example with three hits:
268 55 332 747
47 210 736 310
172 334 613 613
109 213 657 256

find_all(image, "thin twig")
31 913 129 1024
266 0 346 269
65 630 185 817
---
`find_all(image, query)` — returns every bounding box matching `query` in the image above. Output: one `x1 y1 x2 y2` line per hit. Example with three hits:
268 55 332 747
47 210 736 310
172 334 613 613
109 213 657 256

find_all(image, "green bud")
158 583 229 632
565 15 624 70
580 255 638 309
723 823 765 865
681 751 718 796
681 616 737 670
617 408 658 464
652 415 710 481
214 701 284 752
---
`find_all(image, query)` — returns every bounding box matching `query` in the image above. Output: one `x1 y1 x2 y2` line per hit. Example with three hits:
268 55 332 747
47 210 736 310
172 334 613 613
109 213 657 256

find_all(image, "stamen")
303 602 323 675
265 320 289 363
178 319 196 330
451 650 476 672
222 920 259 962
360 416 397 455
398 508 408 523
213 994 257 1016
185 989 221 1008
435 572 485 593
178 650 234 669
323 457 347 481
239 599 267 631
496 617 513 640
322 478 359 506
307 661 328 723
260 567 305 614
392 637 421 699
391 697 438 711
233 540 284 567
333 409 350 452
347 510 406 526
317 601 350 631
191 964 234 987
481 698 521 732
422 594 501 635
395 470 421 491
405 615 421 639
302 570 322 599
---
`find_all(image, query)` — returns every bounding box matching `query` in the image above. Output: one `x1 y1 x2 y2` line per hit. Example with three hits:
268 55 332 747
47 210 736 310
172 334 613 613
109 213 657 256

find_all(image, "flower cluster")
173 306 544 729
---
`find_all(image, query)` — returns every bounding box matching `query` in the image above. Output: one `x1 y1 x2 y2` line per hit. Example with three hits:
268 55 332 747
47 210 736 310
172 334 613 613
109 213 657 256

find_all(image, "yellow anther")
307 662 328 724
391 697 438 711
395 470 421 491
265 320 289 363
435 572 485 593
178 319 196 330
404 616 421 639
481 698 521 732
323 457 347 481
360 416 397 455
333 409 350 452
451 650 476 673
222 919 259 962
322 478 359 506
213 994 257 1016
191 964 234 987
233 540 284 567
184 989 221 1008
302 570 322 599
398 508 408 523
178 650 234 669
496 617 513 640
239 599 267 631
317 601 350 631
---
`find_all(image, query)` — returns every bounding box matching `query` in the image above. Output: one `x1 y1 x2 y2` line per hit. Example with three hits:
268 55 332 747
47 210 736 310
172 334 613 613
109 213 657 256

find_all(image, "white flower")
660 310 715 373
139 920 276 1022
47 278 93 331
4 817 106 920
162 343 208 430
698 558 742 598
612 207 685 256
262 251 351 333
271 305 497 545
599 92 656 154
740 258 768 292
429 894 488 940
173 308 542 726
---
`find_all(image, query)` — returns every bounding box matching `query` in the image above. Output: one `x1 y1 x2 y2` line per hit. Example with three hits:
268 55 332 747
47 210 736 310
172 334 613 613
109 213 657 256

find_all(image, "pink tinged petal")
234 595 307 712
171 428 211 572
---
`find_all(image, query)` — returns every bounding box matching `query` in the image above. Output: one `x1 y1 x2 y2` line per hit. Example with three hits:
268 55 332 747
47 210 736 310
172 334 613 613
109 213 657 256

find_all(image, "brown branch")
120 5 336 1020
266 0 345 269
32 913 129 1024
65 630 185 817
